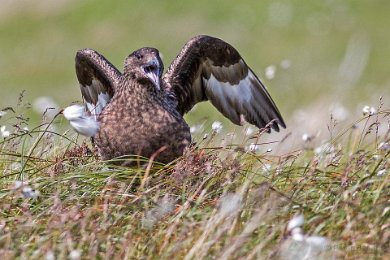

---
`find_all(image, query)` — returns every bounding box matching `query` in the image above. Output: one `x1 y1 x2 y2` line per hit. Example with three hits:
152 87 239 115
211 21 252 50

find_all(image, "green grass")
1 0 390 125
1 1 390 259
0 102 388 259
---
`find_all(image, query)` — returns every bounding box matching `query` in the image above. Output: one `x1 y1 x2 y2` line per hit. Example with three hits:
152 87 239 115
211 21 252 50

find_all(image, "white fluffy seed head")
248 143 260 152
63 105 99 137
1 125 10 138
287 214 305 231
69 249 81 260
265 65 276 79
69 118 99 137
212 121 223 133
305 235 329 249
63 105 85 121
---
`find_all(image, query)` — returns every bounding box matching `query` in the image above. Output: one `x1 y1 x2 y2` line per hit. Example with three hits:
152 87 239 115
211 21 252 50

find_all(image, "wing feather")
75 49 121 120
163 35 285 131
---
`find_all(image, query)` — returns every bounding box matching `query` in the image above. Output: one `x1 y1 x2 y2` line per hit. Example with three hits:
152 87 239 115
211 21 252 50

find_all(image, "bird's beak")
149 69 160 91
143 59 161 91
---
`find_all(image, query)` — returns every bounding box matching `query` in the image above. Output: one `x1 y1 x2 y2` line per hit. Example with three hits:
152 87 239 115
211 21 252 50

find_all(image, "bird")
64 35 286 165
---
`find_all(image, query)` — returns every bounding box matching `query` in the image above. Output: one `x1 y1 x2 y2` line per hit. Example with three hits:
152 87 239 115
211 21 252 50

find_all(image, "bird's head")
124 47 163 90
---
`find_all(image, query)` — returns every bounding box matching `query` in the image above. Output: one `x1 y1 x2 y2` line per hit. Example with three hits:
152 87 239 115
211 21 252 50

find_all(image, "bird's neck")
117 74 162 99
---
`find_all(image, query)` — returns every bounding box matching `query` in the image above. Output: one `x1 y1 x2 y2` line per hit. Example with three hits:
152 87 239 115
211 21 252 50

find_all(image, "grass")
1 0 390 125
0 98 389 259
1 1 390 258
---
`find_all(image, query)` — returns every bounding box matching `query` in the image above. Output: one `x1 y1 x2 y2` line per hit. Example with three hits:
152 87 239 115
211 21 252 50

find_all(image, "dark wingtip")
268 118 287 133
271 123 280 132
277 118 287 129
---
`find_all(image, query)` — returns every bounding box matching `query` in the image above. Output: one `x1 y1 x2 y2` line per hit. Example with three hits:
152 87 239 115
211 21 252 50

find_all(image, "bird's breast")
94 94 191 163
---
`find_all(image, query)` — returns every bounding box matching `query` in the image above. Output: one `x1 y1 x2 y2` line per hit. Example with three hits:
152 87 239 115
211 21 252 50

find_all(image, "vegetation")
1 1 389 259
0 98 388 259
1 1 389 124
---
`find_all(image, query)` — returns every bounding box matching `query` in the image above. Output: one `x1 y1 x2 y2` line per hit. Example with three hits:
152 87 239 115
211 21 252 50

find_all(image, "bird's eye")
135 53 143 60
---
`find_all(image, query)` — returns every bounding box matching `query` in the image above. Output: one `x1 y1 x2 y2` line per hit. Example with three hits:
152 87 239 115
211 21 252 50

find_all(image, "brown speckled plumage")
73 35 286 164
96 72 190 164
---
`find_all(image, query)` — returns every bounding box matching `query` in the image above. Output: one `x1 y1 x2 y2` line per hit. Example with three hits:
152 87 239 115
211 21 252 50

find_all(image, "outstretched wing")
75 49 121 120
163 35 286 131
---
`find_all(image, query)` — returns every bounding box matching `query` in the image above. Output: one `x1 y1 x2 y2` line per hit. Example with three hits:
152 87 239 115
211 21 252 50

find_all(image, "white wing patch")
203 70 255 103
63 104 99 137
202 70 260 125
96 92 110 115
84 79 111 120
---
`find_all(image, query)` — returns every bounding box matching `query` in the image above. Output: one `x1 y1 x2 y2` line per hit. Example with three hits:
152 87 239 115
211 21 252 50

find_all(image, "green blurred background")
1 0 389 141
